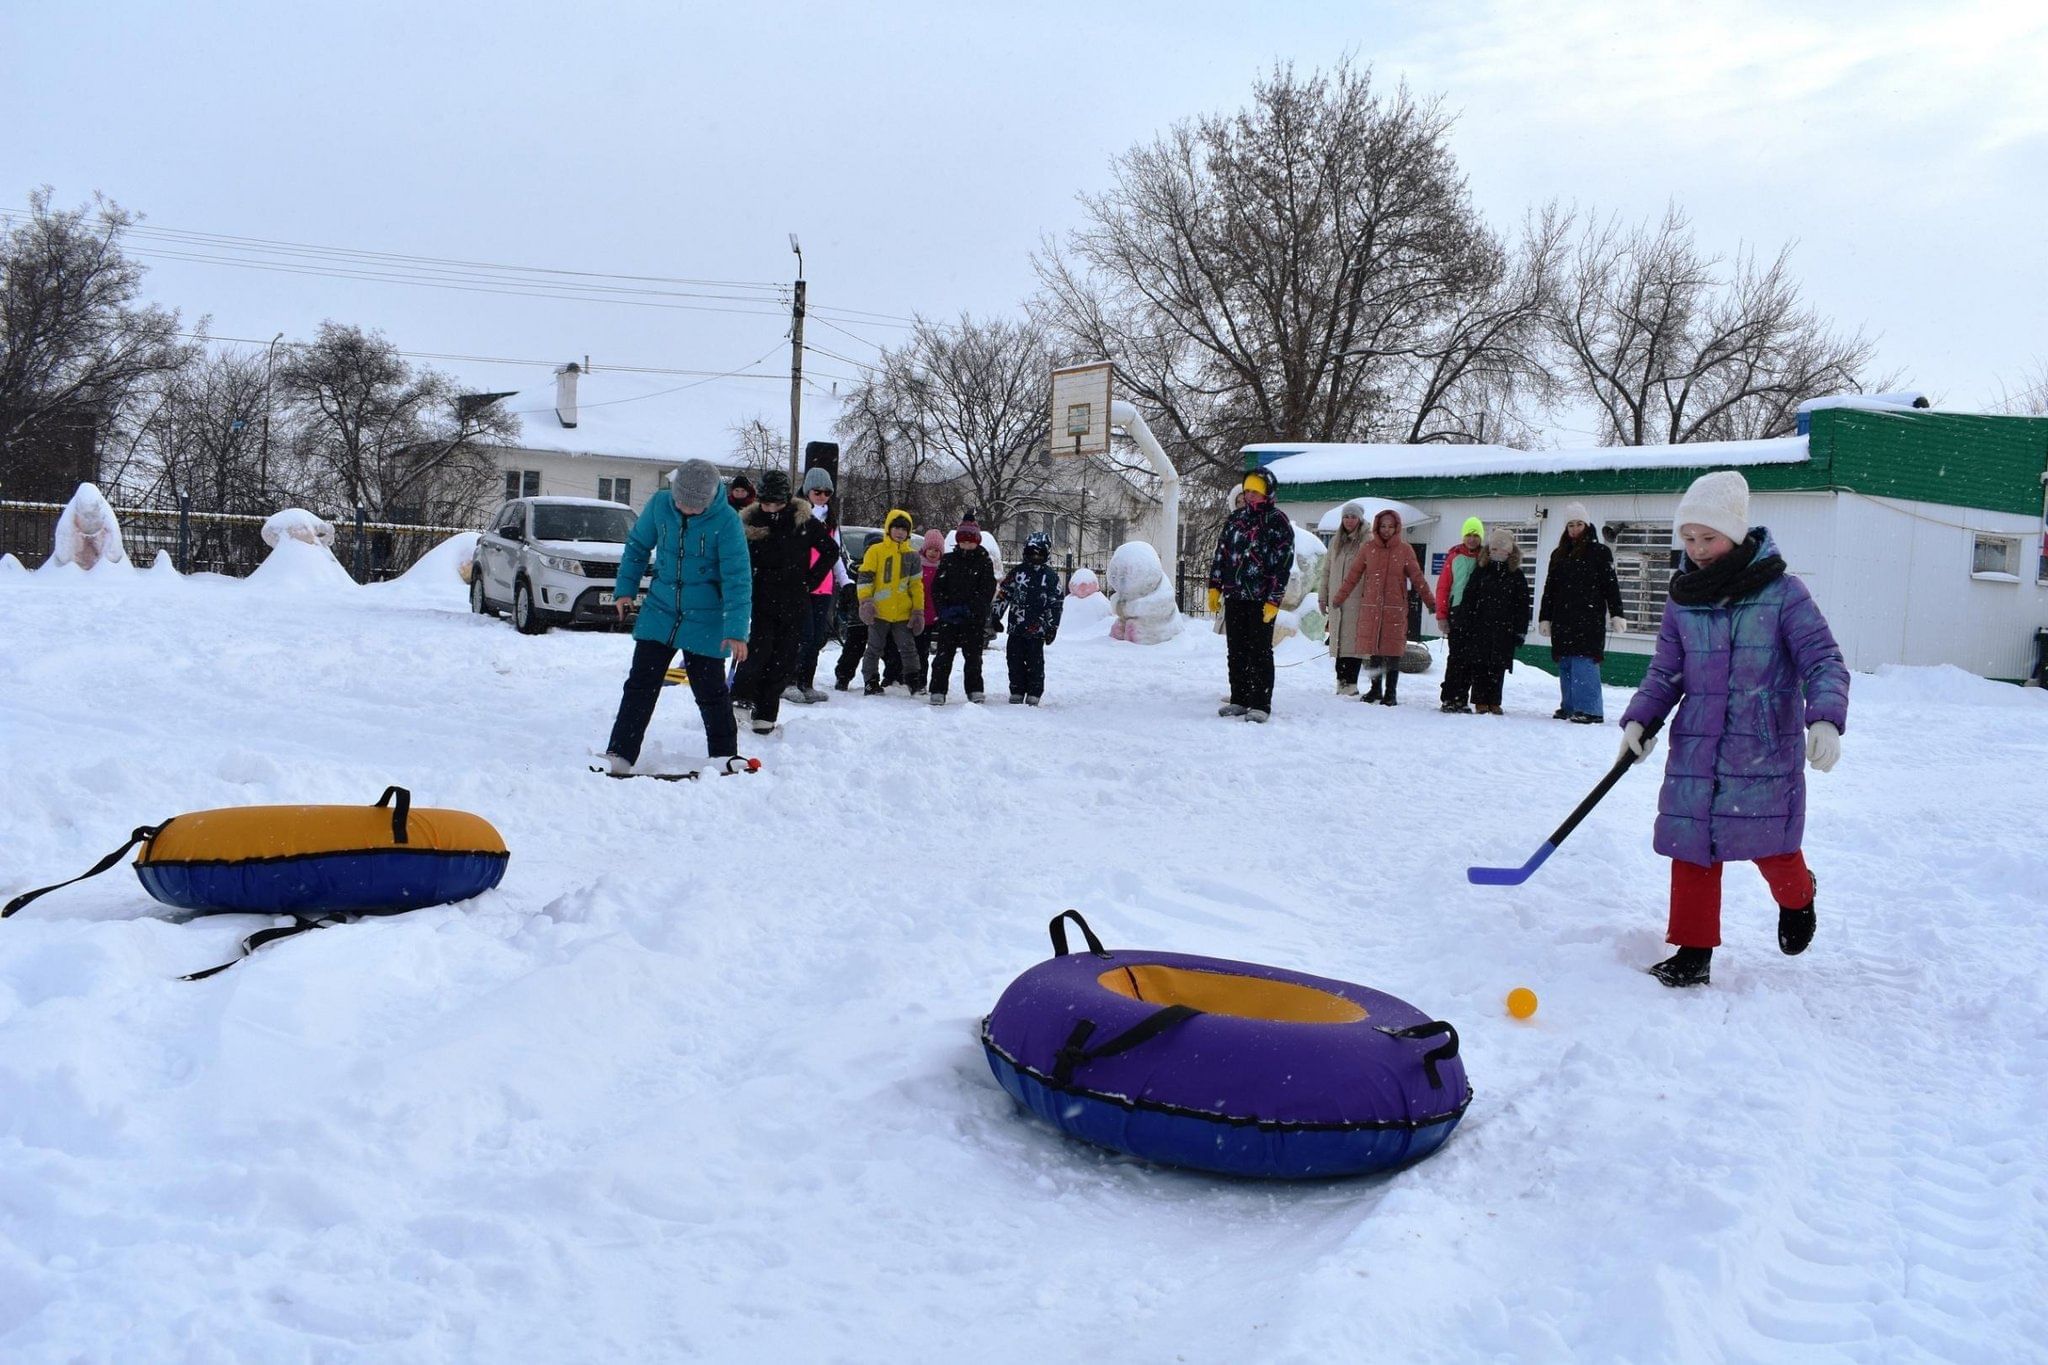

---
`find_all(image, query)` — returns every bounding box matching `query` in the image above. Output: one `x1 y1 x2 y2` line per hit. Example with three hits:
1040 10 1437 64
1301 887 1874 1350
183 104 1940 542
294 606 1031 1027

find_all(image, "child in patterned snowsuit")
996 531 1063 705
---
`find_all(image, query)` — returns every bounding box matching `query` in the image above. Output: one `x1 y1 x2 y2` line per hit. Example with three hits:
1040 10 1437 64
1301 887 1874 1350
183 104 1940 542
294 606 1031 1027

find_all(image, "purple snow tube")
981 912 1469 1178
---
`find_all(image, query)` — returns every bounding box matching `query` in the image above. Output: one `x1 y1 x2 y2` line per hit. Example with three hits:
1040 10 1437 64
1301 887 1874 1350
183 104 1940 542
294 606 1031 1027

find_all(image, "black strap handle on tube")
1380 1020 1460 1090
1051 1004 1203 1086
1048 909 1108 958
373 786 411 845
2 824 165 920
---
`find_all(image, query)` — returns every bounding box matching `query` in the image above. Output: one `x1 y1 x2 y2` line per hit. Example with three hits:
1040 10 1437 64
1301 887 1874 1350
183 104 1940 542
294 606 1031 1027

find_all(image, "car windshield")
532 505 637 543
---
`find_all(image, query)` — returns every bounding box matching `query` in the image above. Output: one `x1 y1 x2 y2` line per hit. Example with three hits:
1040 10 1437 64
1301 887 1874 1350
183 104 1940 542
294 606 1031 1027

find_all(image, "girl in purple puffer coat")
1617 471 1850 988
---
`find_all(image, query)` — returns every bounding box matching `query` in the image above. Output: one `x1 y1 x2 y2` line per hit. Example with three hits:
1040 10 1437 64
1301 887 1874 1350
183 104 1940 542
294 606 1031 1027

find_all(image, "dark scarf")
1668 532 1785 605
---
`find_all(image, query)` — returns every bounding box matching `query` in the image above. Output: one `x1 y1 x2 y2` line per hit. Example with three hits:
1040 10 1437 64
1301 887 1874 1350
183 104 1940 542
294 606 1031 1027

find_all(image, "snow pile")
369 532 480 610
1062 566 1113 630
1104 539 1181 643
1 565 2045 1361
246 531 357 593
0 553 23 575
44 483 128 571
260 508 336 549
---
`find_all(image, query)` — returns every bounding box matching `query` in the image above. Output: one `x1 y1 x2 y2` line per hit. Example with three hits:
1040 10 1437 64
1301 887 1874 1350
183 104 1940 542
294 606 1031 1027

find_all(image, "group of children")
607 461 1850 993
832 509 1066 707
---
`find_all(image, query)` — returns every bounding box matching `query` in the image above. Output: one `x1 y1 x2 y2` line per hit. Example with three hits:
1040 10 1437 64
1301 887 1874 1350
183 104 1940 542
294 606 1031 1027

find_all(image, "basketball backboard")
1049 361 1113 459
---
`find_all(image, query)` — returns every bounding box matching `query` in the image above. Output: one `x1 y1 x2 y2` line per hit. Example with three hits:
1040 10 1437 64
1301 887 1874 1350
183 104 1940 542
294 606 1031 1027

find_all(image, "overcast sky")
5 0 2044 454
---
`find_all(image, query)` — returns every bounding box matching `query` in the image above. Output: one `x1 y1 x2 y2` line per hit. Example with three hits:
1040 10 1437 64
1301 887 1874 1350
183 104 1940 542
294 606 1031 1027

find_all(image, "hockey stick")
1466 718 1662 885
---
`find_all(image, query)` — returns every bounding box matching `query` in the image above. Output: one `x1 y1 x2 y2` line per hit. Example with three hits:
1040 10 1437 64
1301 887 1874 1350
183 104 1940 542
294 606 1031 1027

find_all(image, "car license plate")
598 592 615 606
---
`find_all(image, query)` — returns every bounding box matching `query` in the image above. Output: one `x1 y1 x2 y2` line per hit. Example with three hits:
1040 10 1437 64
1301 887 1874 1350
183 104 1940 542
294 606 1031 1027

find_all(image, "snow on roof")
506 378 746 466
1795 391 1928 415
1245 435 1810 485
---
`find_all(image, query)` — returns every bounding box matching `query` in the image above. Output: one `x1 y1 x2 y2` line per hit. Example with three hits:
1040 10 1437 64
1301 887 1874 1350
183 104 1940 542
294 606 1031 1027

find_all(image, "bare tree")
279 322 512 523
1993 360 2048 416
889 315 1056 538
727 416 784 472
1550 206 1885 444
1034 60 1558 489
834 362 943 528
132 348 270 513
0 188 193 499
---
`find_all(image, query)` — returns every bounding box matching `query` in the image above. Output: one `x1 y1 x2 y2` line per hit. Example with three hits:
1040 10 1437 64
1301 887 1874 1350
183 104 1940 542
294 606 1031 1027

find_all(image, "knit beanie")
1461 516 1485 539
758 469 792 503
1673 470 1751 544
1487 527 1517 556
1339 500 1366 522
1561 501 1590 527
956 511 981 544
921 529 945 557
670 460 721 511
800 466 834 495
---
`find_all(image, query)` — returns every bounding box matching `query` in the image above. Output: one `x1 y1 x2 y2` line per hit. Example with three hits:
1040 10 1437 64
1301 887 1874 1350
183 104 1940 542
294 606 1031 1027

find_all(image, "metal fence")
0 500 473 582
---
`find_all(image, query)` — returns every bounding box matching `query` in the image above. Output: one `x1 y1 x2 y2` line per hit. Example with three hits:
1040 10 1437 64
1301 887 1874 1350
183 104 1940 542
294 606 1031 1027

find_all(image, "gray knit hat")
670 459 721 511
800 466 835 495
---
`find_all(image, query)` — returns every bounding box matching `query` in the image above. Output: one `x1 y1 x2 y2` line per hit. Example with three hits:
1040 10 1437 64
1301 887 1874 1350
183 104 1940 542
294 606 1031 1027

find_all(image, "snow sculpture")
249 527 356 591
261 508 336 549
1062 565 1113 629
1105 539 1182 644
1276 522 1326 646
47 483 128 570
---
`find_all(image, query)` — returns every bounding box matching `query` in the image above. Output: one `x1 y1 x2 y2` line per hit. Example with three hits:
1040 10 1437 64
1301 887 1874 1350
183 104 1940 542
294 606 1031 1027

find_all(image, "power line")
0 204 787 293
190 331 788 381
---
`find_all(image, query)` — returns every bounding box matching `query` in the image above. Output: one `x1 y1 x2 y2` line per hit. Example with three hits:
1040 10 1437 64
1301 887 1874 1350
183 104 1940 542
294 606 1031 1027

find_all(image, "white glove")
1609 616 1628 633
1619 720 1658 763
1806 720 1841 773
1536 621 1550 638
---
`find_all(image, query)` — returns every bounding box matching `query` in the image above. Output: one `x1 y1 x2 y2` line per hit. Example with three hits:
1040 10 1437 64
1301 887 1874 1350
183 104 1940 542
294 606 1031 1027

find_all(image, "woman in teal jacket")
601 460 753 770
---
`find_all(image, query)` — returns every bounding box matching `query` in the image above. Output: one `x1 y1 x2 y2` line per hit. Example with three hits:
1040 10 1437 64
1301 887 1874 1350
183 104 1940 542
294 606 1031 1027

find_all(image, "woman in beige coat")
1334 508 1433 706
1318 502 1370 695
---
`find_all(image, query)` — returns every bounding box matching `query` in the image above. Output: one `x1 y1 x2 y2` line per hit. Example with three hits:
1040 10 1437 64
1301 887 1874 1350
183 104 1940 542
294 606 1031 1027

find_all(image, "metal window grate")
1609 521 1675 633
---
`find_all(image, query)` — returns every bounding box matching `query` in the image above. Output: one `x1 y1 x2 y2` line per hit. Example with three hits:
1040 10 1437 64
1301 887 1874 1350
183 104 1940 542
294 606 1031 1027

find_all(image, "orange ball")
1505 987 1539 1020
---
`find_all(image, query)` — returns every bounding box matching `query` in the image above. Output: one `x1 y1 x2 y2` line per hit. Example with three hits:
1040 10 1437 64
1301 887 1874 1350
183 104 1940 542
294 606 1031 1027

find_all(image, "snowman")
1105 540 1182 644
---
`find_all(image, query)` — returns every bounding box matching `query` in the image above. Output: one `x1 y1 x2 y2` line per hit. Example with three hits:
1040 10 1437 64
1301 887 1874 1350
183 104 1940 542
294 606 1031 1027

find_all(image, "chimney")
554 362 581 428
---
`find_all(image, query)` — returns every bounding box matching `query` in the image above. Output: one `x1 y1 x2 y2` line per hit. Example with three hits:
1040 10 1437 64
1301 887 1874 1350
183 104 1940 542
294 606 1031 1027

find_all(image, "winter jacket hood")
857 510 925 622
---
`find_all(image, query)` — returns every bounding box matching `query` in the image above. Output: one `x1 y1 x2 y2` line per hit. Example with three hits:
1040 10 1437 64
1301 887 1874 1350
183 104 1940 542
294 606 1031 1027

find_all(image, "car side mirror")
503 526 524 542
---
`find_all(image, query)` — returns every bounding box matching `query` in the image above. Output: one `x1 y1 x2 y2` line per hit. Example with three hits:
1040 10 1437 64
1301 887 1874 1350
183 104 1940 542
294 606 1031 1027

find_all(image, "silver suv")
470 497 648 634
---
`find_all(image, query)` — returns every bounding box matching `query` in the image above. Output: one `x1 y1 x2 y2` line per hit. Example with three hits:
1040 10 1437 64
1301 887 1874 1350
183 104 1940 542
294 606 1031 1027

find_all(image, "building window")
1608 521 1676 633
1104 516 1126 549
598 477 632 505
506 470 539 500
1971 533 2018 578
1054 517 1071 549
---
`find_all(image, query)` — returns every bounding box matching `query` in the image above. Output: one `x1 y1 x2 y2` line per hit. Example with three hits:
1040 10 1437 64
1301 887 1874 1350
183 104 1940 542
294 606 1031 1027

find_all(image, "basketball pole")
1110 399 1179 583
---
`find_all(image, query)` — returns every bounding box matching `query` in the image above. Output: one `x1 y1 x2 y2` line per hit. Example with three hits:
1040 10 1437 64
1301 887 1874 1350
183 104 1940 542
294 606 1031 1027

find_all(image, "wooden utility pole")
788 234 805 481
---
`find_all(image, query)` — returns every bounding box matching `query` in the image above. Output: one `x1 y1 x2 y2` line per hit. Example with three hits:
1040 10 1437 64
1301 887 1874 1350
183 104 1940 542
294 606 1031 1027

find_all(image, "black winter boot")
1778 878 1817 956
1649 946 1713 988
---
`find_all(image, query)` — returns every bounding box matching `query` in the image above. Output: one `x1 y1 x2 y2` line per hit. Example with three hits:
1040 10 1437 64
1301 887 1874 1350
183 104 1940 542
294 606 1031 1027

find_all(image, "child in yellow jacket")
857 508 925 695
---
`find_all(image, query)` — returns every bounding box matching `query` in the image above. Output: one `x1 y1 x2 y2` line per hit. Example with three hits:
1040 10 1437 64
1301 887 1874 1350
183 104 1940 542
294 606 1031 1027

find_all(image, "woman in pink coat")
1334 508 1433 706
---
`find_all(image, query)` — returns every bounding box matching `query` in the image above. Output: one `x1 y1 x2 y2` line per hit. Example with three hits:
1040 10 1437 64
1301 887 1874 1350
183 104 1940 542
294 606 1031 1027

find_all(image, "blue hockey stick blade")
1467 841 1557 886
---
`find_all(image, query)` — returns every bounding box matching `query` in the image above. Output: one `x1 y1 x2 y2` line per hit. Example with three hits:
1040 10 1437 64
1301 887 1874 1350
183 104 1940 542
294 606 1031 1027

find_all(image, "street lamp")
788 234 805 481
261 331 284 504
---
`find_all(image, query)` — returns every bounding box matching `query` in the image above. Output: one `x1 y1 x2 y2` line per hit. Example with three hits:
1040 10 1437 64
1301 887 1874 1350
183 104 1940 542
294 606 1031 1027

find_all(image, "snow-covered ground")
3 551 2045 1363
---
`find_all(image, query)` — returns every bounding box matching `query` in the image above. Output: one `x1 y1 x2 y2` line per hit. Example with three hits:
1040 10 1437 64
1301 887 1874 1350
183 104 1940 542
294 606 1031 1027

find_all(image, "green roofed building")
1245 403 2048 685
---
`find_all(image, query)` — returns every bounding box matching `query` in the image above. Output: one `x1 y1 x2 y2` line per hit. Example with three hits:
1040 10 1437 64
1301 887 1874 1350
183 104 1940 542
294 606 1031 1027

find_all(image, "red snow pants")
1667 851 1814 949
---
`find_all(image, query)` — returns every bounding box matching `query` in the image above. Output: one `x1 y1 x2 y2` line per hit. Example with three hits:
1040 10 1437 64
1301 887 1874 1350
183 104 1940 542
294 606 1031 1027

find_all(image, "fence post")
353 505 367 583
177 494 192 573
